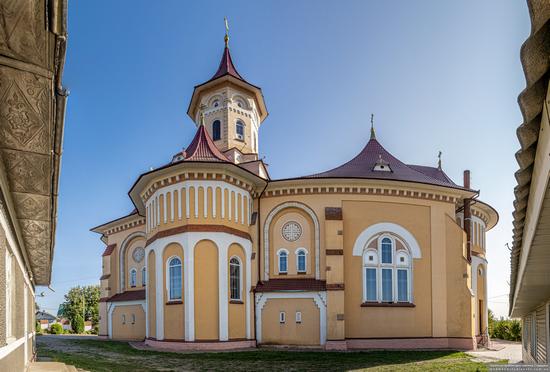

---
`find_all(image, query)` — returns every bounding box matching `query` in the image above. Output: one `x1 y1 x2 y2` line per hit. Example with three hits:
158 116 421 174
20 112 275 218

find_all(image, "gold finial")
437 151 442 169
224 17 229 47
370 113 376 140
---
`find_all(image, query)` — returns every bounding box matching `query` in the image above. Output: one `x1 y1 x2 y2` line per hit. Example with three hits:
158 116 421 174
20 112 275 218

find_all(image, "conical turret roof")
173 124 229 163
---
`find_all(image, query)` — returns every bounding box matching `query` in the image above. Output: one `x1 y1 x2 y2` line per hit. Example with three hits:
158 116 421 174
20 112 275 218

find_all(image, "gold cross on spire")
370 113 376 140
437 151 442 169
224 17 229 47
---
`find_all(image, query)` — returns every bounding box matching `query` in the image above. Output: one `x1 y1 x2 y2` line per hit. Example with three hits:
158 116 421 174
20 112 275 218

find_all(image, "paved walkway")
467 339 522 364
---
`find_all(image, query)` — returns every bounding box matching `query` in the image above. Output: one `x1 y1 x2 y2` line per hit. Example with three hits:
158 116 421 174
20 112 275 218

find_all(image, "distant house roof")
302 136 462 190
254 279 326 292
36 311 57 321
101 244 116 257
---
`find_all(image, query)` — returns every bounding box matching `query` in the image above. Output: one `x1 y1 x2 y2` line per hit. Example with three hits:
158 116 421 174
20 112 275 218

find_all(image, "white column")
155 244 164 340
218 243 229 341
212 187 217 218
184 243 195 341
245 243 252 339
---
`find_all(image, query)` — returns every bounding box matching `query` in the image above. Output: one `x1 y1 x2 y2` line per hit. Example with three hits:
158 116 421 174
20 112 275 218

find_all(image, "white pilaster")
184 242 195 341
218 243 229 341
155 243 164 340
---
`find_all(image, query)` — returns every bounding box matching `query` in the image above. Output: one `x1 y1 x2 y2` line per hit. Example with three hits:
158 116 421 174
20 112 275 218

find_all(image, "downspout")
463 170 472 262
254 181 268 343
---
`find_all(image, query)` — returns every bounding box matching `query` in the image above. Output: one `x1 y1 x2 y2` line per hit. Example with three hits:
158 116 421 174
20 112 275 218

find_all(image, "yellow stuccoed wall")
163 243 185 340
343 200 432 338
445 215 474 337
261 298 320 345
112 305 146 340
194 240 219 340
270 209 315 278
259 189 474 340
126 237 146 291
228 243 247 339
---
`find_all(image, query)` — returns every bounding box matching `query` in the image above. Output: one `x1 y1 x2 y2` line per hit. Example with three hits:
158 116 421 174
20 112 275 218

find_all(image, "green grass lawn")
36 336 504 371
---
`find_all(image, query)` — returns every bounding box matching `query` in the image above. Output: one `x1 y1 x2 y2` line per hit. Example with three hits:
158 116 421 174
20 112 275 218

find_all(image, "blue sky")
37 0 530 318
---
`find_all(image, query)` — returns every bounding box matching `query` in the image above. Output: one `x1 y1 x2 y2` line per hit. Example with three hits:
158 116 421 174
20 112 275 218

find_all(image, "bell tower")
187 21 268 159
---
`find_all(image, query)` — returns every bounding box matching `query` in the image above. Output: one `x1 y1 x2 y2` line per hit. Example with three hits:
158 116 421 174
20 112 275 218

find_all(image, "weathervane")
224 17 229 47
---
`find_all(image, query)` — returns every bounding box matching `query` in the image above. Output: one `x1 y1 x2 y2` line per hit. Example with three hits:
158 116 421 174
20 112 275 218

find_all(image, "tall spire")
370 113 376 140
224 16 229 47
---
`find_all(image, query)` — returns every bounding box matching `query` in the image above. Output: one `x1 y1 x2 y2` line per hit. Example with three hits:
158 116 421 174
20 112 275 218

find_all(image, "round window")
132 247 145 263
282 221 302 242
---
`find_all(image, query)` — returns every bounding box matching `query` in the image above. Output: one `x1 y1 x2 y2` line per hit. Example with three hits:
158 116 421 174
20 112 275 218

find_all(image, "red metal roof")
306 138 460 189
174 124 229 163
106 289 145 302
255 279 326 292
101 244 116 257
210 46 245 82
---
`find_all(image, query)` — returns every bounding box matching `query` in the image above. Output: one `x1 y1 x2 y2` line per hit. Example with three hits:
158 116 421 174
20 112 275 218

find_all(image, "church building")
92 33 497 350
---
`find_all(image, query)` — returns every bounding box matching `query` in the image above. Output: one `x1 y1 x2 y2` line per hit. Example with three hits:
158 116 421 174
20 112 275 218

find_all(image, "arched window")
363 235 411 303
168 257 182 300
229 257 241 301
277 249 288 273
296 249 307 273
236 120 244 140
212 120 221 141
130 268 137 287
142 267 146 286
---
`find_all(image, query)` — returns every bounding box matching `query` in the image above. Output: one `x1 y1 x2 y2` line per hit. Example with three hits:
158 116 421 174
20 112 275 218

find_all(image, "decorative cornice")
146 224 251 246
141 171 257 203
263 185 460 204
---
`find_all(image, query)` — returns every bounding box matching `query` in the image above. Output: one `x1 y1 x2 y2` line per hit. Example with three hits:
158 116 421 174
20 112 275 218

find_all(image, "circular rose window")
282 221 302 242
132 247 145 263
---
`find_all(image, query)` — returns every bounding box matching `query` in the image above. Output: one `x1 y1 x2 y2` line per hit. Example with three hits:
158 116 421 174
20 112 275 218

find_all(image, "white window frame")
166 256 183 301
131 314 136 325
362 234 413 304
277 248 289 274
295 248 308 273
236 120 245 140
129 268 137 287
142 267 146 286
279 311 286 324
295 311 302 323
229 256 243 301
122 314 126 324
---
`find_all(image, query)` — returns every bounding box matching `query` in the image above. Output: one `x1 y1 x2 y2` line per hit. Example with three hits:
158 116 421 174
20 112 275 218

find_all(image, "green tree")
50 323 63 334
73 314 84 334
58 285 100 333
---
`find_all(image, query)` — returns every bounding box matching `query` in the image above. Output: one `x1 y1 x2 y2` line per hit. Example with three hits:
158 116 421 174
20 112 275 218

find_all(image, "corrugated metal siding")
524 316 531 356
536 305 547 364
